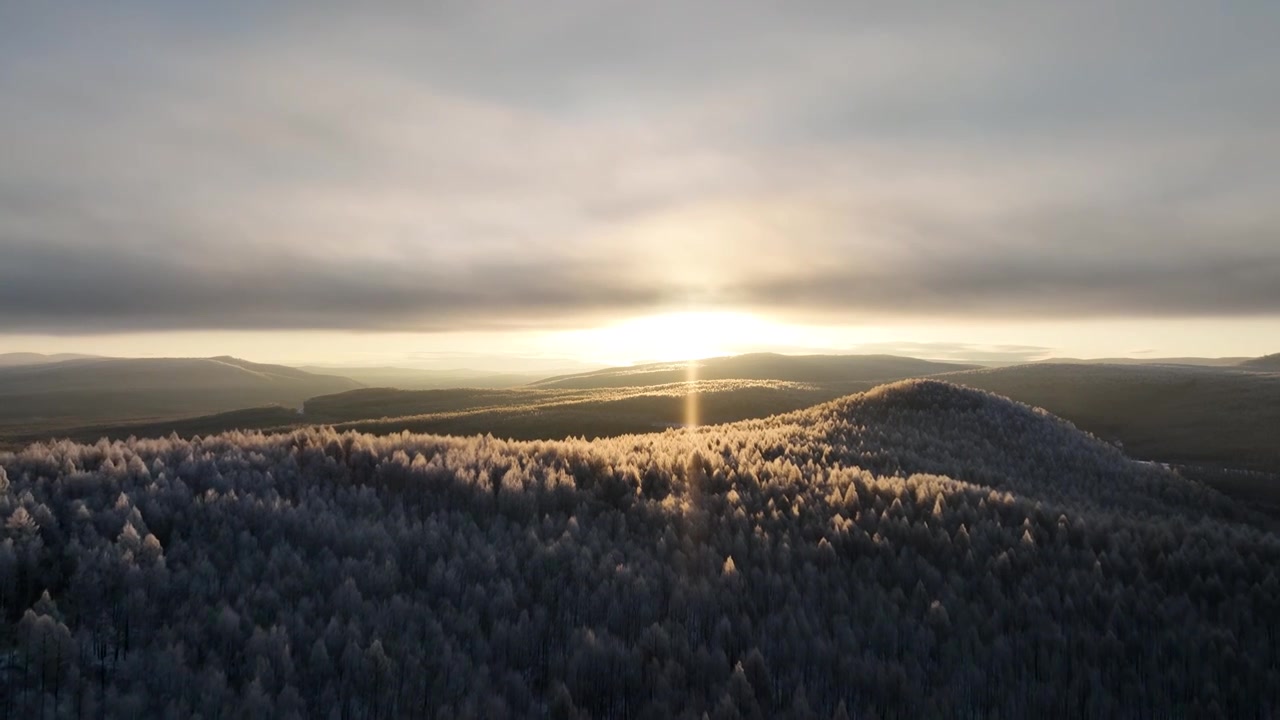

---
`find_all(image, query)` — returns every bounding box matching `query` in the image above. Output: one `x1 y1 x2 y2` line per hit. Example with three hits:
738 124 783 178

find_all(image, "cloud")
0 240 667 334
1 2 1278 333
724 227 1280 320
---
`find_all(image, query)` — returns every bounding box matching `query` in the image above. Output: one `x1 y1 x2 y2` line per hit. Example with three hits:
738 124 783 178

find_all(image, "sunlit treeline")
1 380 1276 718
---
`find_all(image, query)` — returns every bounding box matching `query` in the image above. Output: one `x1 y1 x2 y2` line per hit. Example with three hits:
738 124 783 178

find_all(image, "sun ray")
684 356 699 428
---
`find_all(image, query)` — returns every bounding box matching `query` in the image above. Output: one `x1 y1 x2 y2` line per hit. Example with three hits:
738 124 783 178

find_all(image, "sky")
1 2 1277 367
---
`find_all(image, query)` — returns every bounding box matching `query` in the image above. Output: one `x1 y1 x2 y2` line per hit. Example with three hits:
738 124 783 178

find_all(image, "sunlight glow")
568 311 767 364
616 312 740 362
11 316 1280 370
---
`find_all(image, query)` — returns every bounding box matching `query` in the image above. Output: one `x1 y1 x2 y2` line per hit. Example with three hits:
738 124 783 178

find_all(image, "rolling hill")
1 381 1275 717
0 356 360 434
529 353 976 389
9 354 1279 519
18 355 1280 512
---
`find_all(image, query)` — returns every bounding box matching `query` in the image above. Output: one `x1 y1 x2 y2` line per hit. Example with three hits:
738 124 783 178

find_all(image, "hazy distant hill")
0 356 360 432
1240 353 1280 370
940 362 1280 474
296 365 546 390
0 351 99 367
2 380 1274 716
1042 356 1249 367
530 353 975 389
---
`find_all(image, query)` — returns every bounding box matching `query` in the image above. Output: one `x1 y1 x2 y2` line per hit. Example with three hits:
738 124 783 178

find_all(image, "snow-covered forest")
1 380 1276 718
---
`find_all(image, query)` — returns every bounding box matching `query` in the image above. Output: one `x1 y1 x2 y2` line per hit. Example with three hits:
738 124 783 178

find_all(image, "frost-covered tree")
0 380 1275 717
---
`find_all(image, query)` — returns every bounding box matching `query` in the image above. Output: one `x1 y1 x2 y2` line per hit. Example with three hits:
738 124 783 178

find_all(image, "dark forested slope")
939 363 1280 474
1240 353 1280 371
1 380 1276 718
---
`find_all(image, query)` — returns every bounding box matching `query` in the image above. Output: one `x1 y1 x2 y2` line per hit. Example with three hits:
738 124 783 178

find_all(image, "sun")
606 311 757 363
546 310 798 367
625 312 722 362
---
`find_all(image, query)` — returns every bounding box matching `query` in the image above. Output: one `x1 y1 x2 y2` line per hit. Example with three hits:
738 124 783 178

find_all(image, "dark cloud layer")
0 243 662 333
735 249 1280 321
2 2 1278 333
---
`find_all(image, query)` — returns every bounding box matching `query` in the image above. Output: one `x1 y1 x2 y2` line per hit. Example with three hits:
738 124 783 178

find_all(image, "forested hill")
529 353 975 389
936 362 1280 474
1 380 1277 718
